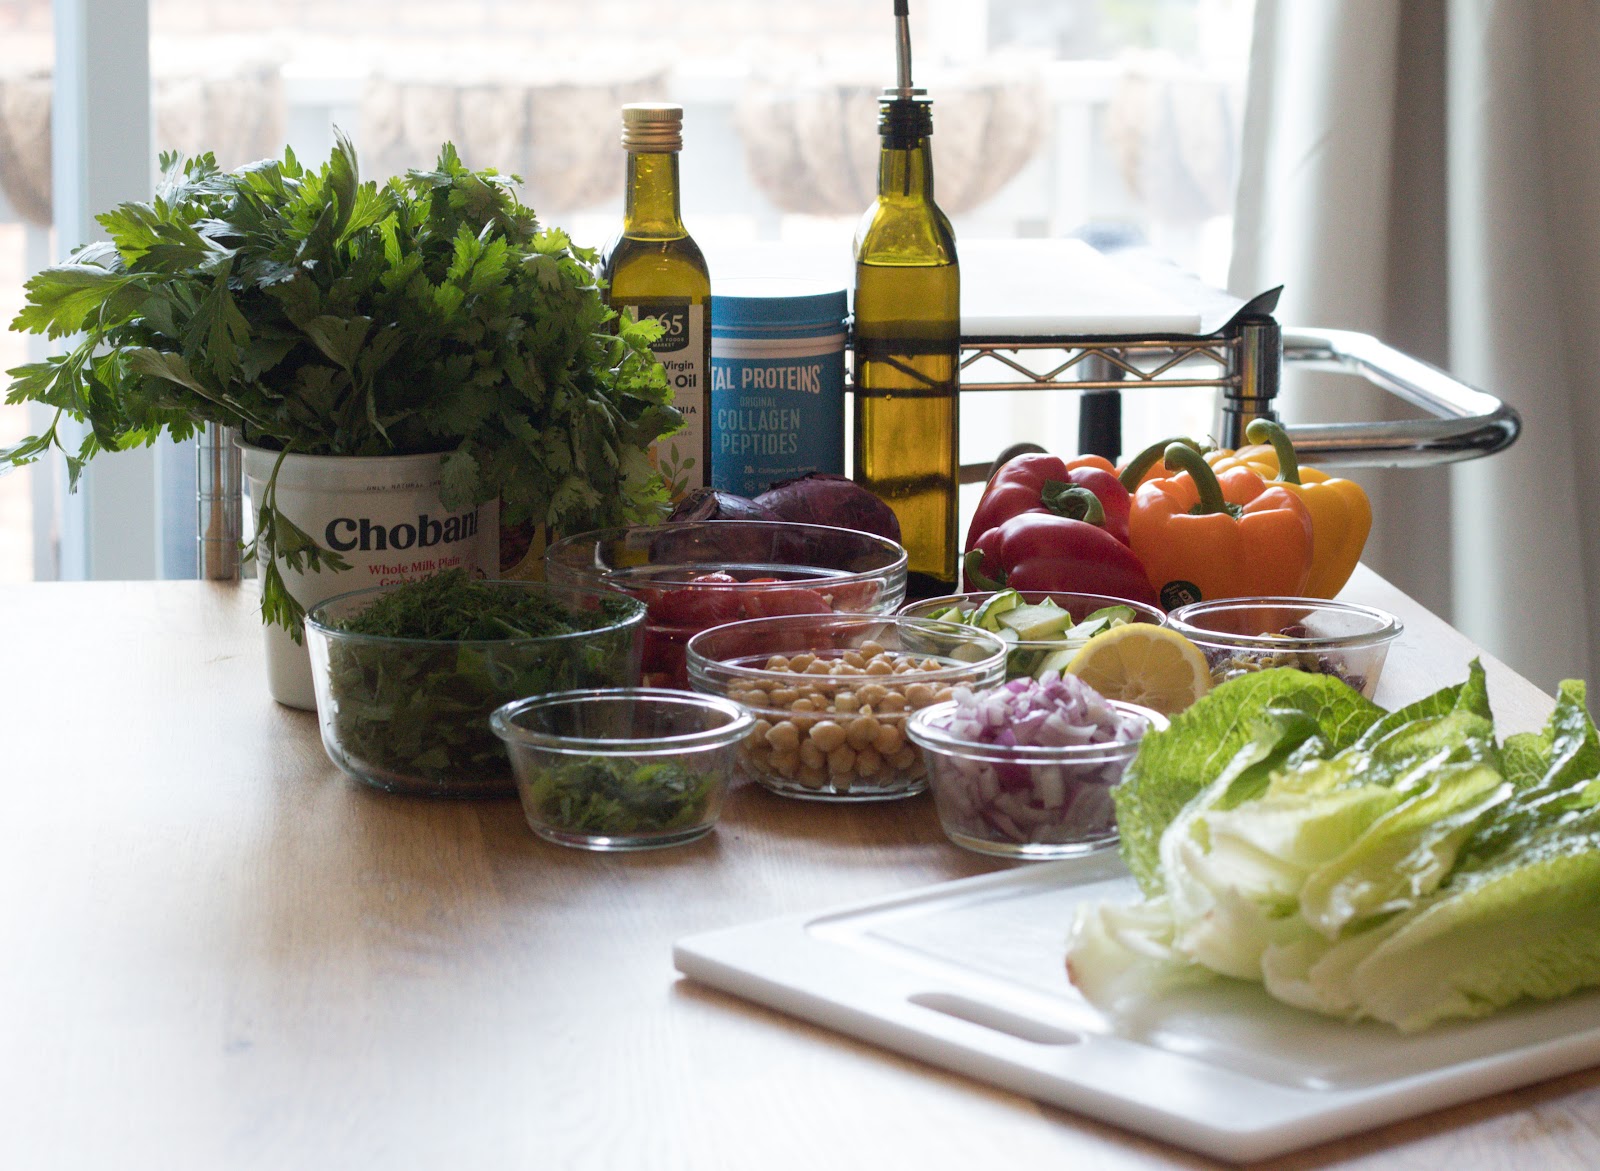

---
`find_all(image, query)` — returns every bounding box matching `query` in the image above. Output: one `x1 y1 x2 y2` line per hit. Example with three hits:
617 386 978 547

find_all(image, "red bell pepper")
963 513 1159 607
965 453 1132 548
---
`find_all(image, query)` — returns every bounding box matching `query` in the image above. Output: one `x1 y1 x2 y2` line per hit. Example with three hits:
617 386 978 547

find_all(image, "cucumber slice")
971 589 1023 631
1034 645 1079 679
1081 604 1138 627
997 603 1076 641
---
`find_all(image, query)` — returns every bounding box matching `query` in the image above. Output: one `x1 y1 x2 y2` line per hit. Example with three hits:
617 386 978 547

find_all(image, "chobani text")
325 511 481 553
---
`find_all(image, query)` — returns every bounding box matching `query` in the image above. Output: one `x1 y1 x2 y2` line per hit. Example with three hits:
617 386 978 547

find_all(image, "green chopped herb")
317 572 641 795
335 568 635 641
524 756 723 836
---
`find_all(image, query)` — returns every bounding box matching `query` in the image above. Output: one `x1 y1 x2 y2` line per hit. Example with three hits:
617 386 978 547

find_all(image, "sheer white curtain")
1230 0 1600 693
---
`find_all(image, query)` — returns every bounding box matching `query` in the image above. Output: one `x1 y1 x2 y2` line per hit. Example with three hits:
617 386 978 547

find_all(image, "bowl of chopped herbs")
305 569 645 798
491 688 754 850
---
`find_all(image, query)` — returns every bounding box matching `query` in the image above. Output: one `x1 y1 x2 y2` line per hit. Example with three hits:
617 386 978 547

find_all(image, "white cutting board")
673 856 1600 1163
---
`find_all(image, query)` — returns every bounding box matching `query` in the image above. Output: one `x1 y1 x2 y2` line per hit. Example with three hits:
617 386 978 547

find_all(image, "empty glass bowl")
492 688 753 850
1166 597 1402 699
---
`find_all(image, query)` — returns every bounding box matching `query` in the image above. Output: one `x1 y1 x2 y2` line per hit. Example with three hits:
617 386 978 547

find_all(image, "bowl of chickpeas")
685 613 1008 801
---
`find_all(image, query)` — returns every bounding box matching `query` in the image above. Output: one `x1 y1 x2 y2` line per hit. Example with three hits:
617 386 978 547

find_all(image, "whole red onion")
754 473 902 544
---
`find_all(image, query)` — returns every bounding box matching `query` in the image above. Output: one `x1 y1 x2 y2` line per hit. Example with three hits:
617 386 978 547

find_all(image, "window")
0 0 1254 579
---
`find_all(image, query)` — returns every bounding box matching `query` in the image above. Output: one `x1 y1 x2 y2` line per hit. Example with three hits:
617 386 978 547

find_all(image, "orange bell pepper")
1210 420 1373 600
1128 443 1314 609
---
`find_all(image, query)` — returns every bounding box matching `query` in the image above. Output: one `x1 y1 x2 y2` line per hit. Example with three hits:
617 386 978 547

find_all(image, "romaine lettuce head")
1072 662 1600 1031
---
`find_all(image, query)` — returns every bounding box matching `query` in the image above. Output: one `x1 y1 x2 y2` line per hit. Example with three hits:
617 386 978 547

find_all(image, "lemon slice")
1064 625 1211 715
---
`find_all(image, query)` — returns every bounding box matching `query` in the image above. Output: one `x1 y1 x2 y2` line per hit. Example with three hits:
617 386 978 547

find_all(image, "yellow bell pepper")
1211 420 1372 599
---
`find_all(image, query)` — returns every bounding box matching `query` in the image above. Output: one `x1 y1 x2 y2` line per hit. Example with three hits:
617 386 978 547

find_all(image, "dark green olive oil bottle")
853 2 960 596
603 103 712 502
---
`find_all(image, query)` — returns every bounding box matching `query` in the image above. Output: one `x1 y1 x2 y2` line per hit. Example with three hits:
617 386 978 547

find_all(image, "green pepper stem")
1245 417 1302 485
1119 435 1206 491
1163 442 1234 516
964 549 1007 591
1039 480 1106 527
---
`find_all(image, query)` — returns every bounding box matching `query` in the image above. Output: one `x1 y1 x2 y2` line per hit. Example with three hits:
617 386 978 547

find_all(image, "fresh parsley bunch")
3 134 681 630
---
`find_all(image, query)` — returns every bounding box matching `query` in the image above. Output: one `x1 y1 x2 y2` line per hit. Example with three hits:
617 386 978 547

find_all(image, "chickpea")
905 682 935 707
859 640 886 659
787 653 816 672
890 746 917 770
827 744 858 775
766 721 800 751
798 764 828 789
878 692 908 713
765 655 790 671
855 746 883 777
834 692 859 714
858 683 889 707
847 714 878 750
769 686 800 706
809 720 847 753
791 697 817 713
873 722 904 756
935 687 954 704
770 750 799 778
799 739 825 770
865 659 894 676
842 650 867 669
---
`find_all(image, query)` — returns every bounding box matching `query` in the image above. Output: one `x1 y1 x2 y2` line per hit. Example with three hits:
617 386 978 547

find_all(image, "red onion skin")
754 473 902 544
667 488 780 524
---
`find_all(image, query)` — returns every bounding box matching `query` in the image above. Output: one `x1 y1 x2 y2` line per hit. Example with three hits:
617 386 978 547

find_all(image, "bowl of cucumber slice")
899 590 1167 681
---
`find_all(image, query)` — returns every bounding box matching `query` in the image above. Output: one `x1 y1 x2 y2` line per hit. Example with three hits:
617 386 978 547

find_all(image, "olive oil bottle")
853 3 960 596
603 103 711 500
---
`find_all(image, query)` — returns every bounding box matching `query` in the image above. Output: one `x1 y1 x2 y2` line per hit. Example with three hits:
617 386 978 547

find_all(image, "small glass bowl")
899 590 1167 680
908 697 1166 859
491 688 754 851
1166 597 1403 699
306 581 645 799
543 521 908 690
685 613 1008 801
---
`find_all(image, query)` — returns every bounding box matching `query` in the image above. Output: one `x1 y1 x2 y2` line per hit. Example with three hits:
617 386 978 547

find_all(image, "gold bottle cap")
620 103 684 152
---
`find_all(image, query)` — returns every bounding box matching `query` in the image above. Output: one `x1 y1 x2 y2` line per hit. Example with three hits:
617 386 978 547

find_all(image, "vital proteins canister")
710 278 848 498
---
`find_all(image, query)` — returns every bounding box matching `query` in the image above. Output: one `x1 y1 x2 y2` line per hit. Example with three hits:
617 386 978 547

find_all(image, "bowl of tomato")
543 521 908 688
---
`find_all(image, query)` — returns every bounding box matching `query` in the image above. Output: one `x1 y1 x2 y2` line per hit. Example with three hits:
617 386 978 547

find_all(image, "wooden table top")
1 567 1594 1170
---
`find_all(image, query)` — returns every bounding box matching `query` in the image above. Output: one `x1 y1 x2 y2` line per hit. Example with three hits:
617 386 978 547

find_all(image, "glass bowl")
305 581 645 798
1166 597 1403 699
491 688 753 851
543 521 908 690
685 613 1008 801
899 590 1167 680
908 696 1166 859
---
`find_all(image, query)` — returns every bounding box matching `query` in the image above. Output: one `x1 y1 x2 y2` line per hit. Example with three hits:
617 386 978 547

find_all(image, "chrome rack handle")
1231 326 1521 468
197 422 242 580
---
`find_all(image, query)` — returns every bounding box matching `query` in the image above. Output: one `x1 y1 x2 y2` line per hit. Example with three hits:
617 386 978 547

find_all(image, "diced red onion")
924 676 1146 848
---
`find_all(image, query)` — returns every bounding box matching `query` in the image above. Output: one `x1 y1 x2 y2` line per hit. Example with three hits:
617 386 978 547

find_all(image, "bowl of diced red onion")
906 675 1166 859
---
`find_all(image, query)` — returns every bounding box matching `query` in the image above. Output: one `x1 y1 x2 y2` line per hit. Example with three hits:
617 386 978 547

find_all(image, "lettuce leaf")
1114 669 1383 893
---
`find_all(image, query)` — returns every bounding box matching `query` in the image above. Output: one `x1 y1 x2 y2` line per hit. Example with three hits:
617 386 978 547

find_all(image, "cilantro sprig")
3 134 681 632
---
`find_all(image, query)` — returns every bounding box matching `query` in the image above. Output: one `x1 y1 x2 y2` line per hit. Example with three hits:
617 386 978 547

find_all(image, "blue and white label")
711 335 845 498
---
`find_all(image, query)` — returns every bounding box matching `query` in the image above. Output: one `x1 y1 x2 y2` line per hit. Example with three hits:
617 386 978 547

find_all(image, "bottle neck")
623 151 686 237
877 137 936 203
